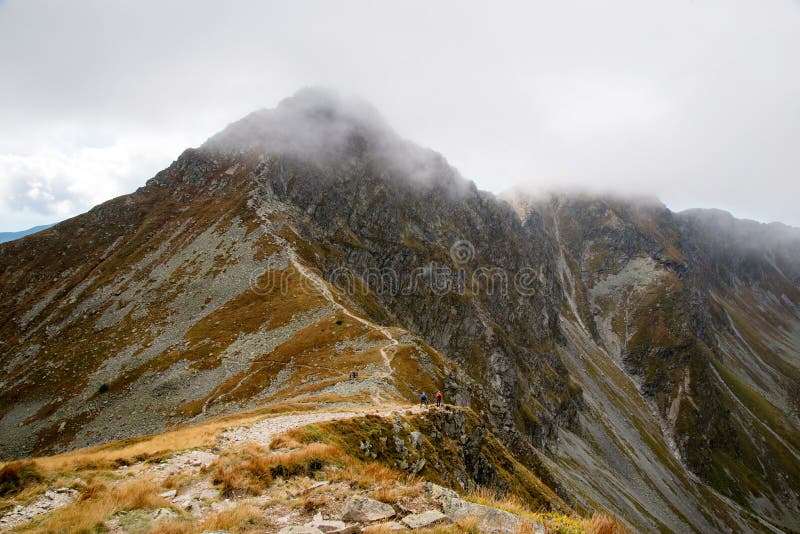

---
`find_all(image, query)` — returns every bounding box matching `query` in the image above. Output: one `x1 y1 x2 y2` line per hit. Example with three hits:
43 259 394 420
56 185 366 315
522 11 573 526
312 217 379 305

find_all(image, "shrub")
213 463 269 497
584 513 632 534
212 443 341 497
0 460 43 497
303 494 329 512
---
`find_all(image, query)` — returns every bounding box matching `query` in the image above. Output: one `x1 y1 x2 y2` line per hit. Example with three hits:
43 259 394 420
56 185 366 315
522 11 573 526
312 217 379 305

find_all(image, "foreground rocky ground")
0 404 625 533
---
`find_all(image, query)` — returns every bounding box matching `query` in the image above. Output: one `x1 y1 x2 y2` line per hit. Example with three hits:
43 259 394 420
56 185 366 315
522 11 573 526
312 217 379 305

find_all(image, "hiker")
435 390 443 407
420 391 428 407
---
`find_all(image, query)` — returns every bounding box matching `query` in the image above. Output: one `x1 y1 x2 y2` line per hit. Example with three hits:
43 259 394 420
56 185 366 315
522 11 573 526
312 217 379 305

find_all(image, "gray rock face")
400 510 450 529
341 496 396 523
409 431 423 448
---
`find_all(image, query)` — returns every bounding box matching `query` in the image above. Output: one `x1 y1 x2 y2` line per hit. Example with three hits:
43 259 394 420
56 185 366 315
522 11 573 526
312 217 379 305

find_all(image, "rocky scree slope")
510 194 800 532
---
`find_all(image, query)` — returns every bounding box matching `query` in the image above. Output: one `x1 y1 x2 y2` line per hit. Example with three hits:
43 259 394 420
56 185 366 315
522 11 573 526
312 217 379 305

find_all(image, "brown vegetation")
0 461 43 497
212 442 341 497
24 478 169 534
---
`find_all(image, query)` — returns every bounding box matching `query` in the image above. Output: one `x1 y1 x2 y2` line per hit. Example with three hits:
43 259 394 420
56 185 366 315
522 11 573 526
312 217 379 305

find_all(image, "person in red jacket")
435 390 443 407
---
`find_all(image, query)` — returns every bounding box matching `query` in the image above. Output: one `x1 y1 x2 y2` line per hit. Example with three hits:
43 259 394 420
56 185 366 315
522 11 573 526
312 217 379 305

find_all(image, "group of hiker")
346 368 445 407
419 389 444 408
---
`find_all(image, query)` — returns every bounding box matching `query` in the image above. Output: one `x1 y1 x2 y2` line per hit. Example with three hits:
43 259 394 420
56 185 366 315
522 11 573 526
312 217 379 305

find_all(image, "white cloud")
0 133 189 229
0 0 798 229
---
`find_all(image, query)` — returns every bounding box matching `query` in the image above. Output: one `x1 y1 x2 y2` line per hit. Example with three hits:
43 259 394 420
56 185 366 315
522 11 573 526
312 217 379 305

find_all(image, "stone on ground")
341 496 396 522
401 509 450 529
441 497 545 534
305 516 348 532
425 482 458 501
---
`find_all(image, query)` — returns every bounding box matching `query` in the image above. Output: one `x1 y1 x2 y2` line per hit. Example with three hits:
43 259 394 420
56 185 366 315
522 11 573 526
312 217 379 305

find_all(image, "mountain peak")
203 87 396 158
201 87 471 194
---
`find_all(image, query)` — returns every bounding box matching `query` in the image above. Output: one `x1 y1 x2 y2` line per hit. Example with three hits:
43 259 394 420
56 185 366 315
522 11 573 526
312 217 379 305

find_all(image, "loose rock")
341 496 396 522
401 510 450 529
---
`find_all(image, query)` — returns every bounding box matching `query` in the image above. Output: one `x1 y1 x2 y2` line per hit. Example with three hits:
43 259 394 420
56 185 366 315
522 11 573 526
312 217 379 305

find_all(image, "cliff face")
516 195 800 531
1 89 798 532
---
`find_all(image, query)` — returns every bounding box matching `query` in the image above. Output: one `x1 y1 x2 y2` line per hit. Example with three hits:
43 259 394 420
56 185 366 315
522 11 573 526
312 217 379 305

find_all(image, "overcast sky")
1 0 799 231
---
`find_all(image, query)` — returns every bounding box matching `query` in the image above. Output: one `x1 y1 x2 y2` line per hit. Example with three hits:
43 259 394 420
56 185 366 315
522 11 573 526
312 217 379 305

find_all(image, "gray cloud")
0 0 798 230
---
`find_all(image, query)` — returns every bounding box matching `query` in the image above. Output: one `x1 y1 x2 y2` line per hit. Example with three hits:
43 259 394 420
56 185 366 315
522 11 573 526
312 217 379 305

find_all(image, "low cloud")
0 134 188 229
1 1 799 228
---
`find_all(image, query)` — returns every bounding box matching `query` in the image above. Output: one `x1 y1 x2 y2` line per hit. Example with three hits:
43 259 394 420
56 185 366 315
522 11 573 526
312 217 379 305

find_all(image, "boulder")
401 510 450 529
441 497 545 534
425 482 458 501
341 496 395 523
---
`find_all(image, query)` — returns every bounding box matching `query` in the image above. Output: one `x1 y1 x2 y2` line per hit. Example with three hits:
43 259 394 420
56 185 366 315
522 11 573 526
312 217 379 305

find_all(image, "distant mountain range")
0 224 55 244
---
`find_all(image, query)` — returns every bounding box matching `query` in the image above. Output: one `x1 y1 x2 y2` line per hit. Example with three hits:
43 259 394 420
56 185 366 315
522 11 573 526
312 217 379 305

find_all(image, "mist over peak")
203 87 473 195
203 87 391 154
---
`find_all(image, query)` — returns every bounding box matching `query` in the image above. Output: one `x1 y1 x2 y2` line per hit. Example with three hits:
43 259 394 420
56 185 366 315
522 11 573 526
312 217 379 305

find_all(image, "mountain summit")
1 90 798 532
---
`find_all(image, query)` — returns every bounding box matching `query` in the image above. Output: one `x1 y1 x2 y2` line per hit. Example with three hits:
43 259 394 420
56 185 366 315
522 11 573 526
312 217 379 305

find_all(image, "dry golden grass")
0 460 43 497
302 493 329 512
162 472 193 491
213 443 341 497
29 416 246 475
267 443 341 478
368 485 408 504
148 523 191 534
201 503 262 531
357 461 404 487
213 462 269 497
467 485 529 516
466 486 591 534
327 457 407 492
583 513 633 534
5 402 392 480
270 434 303 450
514 521 541 534
21 477 170 533
145 503 262 534
374 518 480 534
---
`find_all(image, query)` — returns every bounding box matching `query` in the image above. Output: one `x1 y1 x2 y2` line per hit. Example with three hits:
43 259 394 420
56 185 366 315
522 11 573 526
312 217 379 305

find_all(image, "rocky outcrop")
425 483 544 534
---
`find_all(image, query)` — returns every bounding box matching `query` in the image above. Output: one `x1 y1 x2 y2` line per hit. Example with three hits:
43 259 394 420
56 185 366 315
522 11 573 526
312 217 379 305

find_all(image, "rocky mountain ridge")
1 88 798 532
